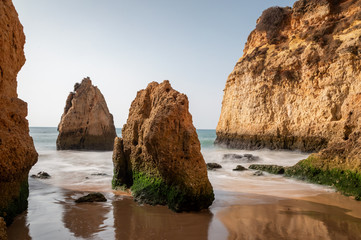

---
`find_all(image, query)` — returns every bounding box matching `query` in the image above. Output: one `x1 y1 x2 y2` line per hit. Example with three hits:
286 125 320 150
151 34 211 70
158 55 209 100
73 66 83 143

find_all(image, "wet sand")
7 178 361 240
9 128 361 239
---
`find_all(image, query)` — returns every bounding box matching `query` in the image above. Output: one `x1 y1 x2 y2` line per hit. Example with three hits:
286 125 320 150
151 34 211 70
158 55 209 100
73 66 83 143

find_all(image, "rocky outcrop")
57 77 117 150
112 81 214 212
0 217 7 240
0 0 38 225
216 0 361 153
216 0 361 199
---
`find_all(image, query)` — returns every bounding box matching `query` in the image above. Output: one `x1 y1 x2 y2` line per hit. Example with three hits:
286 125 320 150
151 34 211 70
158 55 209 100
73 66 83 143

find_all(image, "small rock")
243 154 260 161
207 163 222 170
253 170 263 176
31 171 51 179
232 165 247 171
223 153 260 162
223 154 243 159
91 173 108 176
75 192 107 203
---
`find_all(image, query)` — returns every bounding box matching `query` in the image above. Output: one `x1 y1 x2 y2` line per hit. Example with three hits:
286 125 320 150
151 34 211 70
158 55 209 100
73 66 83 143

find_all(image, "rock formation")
113 81 214 212
216 0 361 198
0 0 38 225
57 77 117 150
216 0 361 152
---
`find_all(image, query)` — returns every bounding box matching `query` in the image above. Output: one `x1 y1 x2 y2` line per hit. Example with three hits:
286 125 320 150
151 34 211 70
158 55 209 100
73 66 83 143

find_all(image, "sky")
12 0 295 129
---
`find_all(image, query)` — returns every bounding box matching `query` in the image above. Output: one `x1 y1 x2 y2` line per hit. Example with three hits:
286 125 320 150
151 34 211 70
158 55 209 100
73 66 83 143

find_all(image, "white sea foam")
29 128 333 203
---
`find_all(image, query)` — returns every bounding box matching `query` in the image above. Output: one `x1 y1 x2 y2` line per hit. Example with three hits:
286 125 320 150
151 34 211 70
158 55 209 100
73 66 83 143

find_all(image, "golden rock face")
57 77 117 150
0 0 38 224
113 81 214 211
216 0 361 167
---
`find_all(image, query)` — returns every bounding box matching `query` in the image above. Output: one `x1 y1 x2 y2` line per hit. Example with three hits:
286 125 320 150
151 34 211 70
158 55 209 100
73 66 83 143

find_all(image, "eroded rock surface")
57 77 116 150
0 217 7 240
113 81 214 211
216 0 361 199
0 0 38 224
216 0 361 154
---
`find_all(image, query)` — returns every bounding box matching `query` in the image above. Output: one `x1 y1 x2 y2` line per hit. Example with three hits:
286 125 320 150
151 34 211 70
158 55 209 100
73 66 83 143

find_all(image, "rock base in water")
57 77 117 151
31 171 51 179
207 163 222 170
112 81 214 212
250 155 361 200
249 165 285 174
233 165 247 171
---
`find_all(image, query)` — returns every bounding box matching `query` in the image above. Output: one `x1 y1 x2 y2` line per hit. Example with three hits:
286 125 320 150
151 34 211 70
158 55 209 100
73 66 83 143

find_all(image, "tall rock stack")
216 0 361 198
0 0 38 228
113 81 214 212
57 77 117 150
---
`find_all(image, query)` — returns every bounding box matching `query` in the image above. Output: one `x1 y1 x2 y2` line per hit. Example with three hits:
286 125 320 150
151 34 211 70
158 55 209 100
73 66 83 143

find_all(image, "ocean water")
9 127 361 240
28 127 332 198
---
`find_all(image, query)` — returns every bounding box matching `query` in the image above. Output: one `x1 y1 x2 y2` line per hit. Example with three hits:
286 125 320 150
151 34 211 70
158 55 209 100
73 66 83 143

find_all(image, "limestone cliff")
216 0 361 198
217 0 361 153
0 0 38 225
113 81 214 212
57 77 117 150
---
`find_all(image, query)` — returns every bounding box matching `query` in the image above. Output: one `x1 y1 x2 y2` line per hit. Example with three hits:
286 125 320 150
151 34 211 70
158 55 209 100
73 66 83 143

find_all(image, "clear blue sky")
13 0 295 129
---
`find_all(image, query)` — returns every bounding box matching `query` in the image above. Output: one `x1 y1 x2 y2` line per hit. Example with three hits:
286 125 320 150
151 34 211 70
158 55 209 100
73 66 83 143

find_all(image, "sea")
7 127 361 240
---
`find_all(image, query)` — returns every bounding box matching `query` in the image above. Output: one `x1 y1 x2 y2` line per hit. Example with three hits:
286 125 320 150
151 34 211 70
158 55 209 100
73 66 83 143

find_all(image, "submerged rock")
112 81 214 212
0 0 38 225
223 153 259 162
57 77 117 150
223 154 243 159
253 171 264 176
75 193 107 203
233 165 247 171
249 165 285 175
30 171 51 179
207 163 222 170
91 173 108 176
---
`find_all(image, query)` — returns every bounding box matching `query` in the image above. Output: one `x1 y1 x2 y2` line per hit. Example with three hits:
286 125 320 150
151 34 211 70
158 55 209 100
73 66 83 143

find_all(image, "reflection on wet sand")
61 192 111 239
113 197 213 240
6 211 31 240
218 197 361 240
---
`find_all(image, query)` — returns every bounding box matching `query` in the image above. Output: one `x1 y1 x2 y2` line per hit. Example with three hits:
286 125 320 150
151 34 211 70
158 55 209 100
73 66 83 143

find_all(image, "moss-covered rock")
249 164 285 174
249 155 361 200
131 172 214 212
285 156 361 200
0 179 29 225
112 81 214 211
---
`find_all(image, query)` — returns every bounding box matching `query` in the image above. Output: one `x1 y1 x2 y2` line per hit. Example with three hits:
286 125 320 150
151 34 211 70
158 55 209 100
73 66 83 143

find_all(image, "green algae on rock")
112 81 214 212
